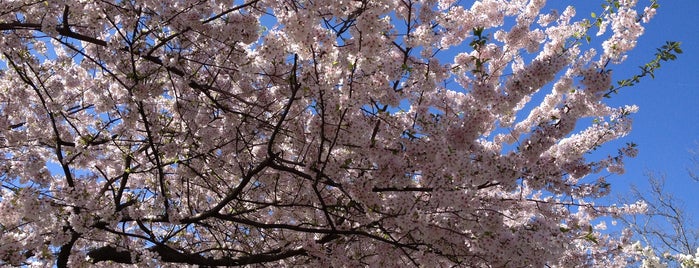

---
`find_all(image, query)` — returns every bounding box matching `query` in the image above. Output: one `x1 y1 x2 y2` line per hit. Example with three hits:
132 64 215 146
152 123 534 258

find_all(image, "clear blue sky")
591 0 699 221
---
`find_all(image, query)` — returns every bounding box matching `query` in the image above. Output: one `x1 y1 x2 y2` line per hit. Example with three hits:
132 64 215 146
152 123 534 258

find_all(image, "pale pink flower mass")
0 0 675 267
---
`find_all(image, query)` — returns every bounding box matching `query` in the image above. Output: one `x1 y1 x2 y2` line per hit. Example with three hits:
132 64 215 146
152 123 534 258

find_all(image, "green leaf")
585 233 599 244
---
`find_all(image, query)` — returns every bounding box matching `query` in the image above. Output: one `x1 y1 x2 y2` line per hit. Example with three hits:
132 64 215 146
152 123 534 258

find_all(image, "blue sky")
605 1 698 198
588 0 699 228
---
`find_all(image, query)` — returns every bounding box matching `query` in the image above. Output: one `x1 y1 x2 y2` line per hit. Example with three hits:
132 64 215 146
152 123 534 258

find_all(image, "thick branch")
87 245 307 266
180 155 275 223
57 231 79 268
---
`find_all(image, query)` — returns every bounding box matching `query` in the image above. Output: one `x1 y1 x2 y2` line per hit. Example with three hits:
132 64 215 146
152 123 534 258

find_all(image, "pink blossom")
0 0 667 266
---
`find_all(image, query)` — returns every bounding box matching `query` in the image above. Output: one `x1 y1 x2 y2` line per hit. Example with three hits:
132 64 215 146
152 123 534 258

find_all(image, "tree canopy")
0 0 682 266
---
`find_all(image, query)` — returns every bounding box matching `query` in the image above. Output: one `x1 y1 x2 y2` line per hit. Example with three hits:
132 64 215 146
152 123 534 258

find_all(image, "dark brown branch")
212 214 420 250
372 186 434 192
87 244 307 266
57 230 79 268
202 0 260 23
180 155 275 223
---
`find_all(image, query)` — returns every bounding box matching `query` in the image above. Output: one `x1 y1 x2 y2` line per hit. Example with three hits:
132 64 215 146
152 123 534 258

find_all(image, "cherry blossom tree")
0 0 681 266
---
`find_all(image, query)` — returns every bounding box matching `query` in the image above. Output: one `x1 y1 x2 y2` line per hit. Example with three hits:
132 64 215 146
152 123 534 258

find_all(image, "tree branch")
87 244 307 266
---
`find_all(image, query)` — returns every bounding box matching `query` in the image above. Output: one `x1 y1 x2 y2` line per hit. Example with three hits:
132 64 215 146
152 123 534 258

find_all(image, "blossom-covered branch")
0 0 680 266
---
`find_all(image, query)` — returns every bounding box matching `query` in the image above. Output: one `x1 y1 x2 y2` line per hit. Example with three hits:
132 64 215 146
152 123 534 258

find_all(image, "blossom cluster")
630 242 699 268
0 0 665 266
